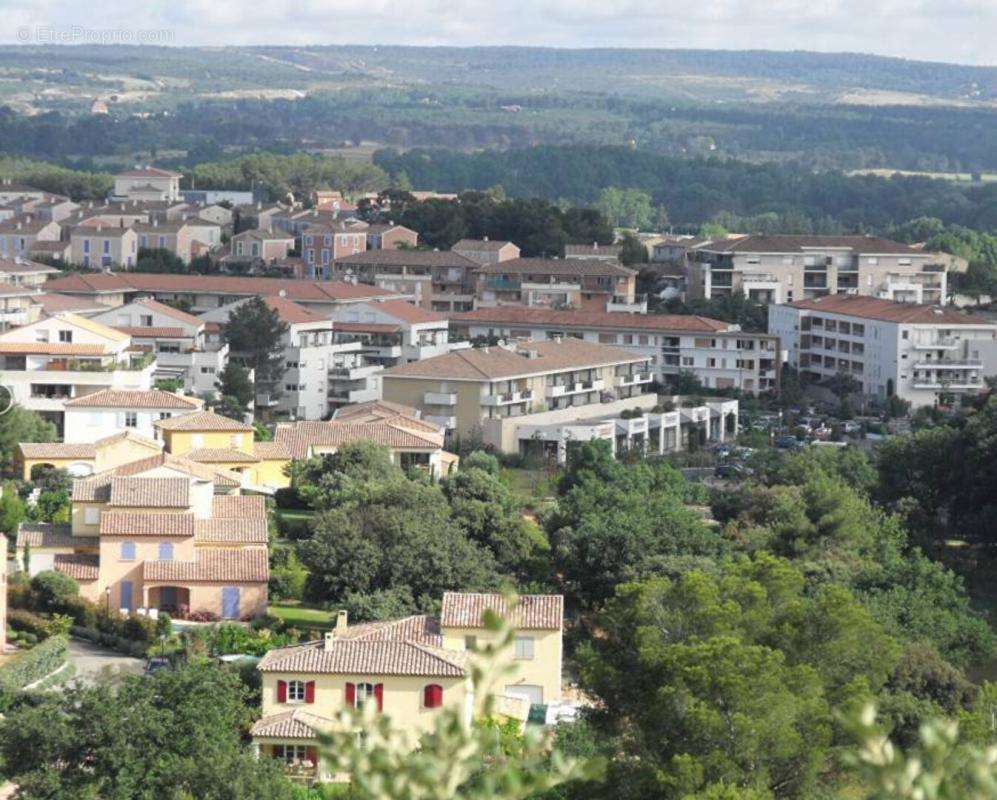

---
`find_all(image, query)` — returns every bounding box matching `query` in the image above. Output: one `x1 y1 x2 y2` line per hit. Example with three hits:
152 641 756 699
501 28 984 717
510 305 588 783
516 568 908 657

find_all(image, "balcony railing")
482 389 533 406
424 391 457 406
546 378 605 398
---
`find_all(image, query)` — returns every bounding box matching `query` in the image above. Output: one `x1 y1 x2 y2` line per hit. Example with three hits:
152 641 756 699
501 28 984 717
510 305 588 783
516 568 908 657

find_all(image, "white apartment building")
0 313 156 433
63 388 204 444
768 295 997 408
112 167 183 202
200 296 381 420
91 298 227 395
451 307 779 395
690 235 948 306
329 299 451 367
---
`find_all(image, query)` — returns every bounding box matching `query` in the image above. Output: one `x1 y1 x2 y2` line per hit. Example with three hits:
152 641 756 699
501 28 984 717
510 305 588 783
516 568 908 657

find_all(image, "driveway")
66 638 145 687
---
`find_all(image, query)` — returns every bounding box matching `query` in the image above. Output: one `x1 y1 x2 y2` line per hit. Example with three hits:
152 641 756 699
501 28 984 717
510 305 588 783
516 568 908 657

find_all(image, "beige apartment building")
226 229 296 266
0 216 62 258
71 225 139 269
365 223 418 250
689 235 948 306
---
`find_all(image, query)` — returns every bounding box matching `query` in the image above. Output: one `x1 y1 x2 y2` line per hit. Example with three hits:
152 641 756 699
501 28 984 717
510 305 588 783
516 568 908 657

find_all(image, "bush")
61 596 99 629
5 573 33 609
0 635 68 709
188 610 220 623
6 609 51 641
30 570 79 610
70 626 150 659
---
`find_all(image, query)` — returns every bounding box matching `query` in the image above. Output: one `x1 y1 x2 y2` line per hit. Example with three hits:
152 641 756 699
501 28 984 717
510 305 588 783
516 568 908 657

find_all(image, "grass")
269 601 336 631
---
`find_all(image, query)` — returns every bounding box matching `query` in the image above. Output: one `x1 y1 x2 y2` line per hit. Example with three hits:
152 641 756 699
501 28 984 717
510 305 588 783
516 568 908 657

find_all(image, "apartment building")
251 593 563 783
689 235 948 306
0 313 155 433
134 220 222 264
329 299 451 369
27 240 72 263
200 296 381 420
44 272 402 314
335 249 480 312
63 388 204 443
16 453 268 619
301 223 368 279
71 224 139 269
226 229 296 267
0 256 60 288
768 295 997 408
0 285 44 331
112 167 183 202
0 216 62 257
451 307 779 395
564 242 622 261
451 238 520 265
92 298 226 394
475 258 643 313
365 223 418 250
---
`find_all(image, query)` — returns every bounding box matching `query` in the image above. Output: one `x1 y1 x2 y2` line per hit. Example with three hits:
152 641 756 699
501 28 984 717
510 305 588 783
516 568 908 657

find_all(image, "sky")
2 0 996 66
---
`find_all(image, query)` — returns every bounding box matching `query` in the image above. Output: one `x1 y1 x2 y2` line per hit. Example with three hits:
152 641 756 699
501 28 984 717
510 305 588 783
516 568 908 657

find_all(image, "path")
65 638 144 686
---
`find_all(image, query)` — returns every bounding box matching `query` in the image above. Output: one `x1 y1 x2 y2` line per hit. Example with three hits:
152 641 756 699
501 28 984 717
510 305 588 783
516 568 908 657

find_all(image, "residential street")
65 638 144 687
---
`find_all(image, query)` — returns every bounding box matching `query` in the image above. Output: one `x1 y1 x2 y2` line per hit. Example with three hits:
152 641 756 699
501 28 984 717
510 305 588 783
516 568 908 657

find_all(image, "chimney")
483 235 489 242
323 631 335 651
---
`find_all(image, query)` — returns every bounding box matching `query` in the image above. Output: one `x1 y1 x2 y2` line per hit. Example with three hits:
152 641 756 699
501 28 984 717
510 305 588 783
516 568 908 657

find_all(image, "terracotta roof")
154 410 252 432
194 517 269 545
259 639 466 677
16 522 96 549
332 321 401 334
114 326 188 338
701 234 926 255
274 419 443 460
30 293 104 314
109 476 190 508
453 238 515 252
18 441 96 459
253 441 293 460
451 307 732 333
100 511 194 537
343 615 443 647
251 709 332 739
0 256 59 274
184 448 260 464
133 298 204 326
786 295 992 325
212 494 267 518
564 243 622 257
336 249 477 268
333 399 421 421
440 592 563 630
65 389 202 409
476 257 635 278
365 299 447 325
0 342 108 355
143 548 268 583
261 296 327 325
383 338 647 381
54 553 99 581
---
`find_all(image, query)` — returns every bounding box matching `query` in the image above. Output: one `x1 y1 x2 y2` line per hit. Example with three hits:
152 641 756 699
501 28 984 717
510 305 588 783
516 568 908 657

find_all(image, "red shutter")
433 684 443 707
306 746 317 766
374 683 384 712
345 682 356 706
305 681 315 703
277 679 287 703
424 684 443 708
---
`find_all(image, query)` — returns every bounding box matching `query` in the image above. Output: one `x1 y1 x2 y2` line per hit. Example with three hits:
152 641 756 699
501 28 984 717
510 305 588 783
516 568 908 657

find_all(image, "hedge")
7 608 52 641
70 626 150 659
0 635 69 708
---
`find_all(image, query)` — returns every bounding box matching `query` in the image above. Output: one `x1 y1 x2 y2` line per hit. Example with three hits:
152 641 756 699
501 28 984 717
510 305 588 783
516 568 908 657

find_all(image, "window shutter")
374 683 384 712
277 680 287 703
306 746 317 766
305 680 315 704
424 684 443 708
345 682 355 706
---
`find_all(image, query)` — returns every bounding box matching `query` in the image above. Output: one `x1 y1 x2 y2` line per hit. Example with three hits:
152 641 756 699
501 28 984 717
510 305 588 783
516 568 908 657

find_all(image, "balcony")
329 364 381 380
912 359 982 370
482 389 533 406
328 386 379 404
546 378 605 399
424 391 457 406
912 338 959 350
425 414 456 429
617 372 652 387
486 278 521 292
606 294 648 314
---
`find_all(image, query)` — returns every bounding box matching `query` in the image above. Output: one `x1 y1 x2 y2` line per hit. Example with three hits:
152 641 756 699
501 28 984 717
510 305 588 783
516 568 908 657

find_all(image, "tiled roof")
364 299 447 325
383 338 647 381
440 592 563 630
54 553 100 581
332 321 401 334
194 517 269 545
453 238 515 252
114 326 188 338
0 256 59 274
154 410 252 432
273 419 443 460
29 293 104 314
259 639 466 677
564 243 622 257
109 477 190 508
18 441 96 459
133 297 203 326
184 448 260 464
333 399 421 421
16 522 96 549
476 257 635 278
343 615 443 647
0 342 109 356
143 548 268 583
336 249 477 268
786 295 992 325
261 296 327 325
65 389 203 409
253 441 293 460
100 511 194 537
250 709 332 739
701 234 925 255
451 307 732 333
212 494 267 518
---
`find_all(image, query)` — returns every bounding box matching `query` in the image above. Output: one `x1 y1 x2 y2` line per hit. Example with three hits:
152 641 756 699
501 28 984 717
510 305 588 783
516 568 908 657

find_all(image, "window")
355 682 376 707
84 506 100 525
288 679 306 702
157 542 174 561
120 541 136 561
191 434 204 447
424 684 443 708
514 635 535 661
272 744 312 764
200 366 216 375
124 412 138 428
58 329 73 343
159 412 171 420
140 314 153 327
464 635 478 651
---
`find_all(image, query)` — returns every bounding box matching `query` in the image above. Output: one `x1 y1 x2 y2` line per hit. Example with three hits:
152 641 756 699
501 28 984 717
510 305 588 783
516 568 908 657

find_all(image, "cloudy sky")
3 0 996 66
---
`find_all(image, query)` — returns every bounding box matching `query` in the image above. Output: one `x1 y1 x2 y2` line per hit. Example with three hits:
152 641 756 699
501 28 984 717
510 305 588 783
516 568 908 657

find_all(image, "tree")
213 362 254 421
618 232 648 266
134 247 187 273
0 405 56 476
30 569 79 610
0 481 25 538
596 187 654 230
220 297 288 411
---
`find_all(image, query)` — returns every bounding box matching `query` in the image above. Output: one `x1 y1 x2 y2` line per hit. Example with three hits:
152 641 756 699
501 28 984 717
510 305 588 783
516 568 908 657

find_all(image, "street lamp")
105 586 111 614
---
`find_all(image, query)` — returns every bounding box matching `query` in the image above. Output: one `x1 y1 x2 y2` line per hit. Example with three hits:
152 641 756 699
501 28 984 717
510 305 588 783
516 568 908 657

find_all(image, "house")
133 220 221 264
0 285 44 331
16 453 268 620
451 238 520 265
27 240 72 262
0 216 63 258
768 295 997 408
188 204 234 228
475 258 643 313
451 306 780 395
0 256 60 288
70 224 139 269
364 223 418 251
29 292 107 318
0 313 155 434
329 299 451 368
251 592 562 783
689 235 949 306
63 388 203 444
564 243 622 262
181 190 255 207
233 203 285 233
112 167 183 203
334 249 479 311
226 229 296 267
301 223 367 279
91 298 226 394
17 429 163 480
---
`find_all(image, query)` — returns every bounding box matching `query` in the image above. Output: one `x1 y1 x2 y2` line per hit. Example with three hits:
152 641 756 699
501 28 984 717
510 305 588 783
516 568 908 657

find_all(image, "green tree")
0 481 25 538
134 247 187 273
30 569 79 610
213 361 254 421
220 297 289 412
596 187 654 230
0 405 57 476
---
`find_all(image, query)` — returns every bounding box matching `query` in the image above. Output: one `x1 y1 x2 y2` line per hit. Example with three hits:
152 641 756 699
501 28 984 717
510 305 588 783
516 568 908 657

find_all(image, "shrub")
61 596 99 629
5 573 33 609
188 610 220 623
7 609 51 641
30 570 79 610
0 635 68 709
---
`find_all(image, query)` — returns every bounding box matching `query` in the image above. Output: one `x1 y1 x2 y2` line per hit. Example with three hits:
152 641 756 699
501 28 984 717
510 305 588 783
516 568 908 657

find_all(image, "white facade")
329 302 451 367
64 403 191 443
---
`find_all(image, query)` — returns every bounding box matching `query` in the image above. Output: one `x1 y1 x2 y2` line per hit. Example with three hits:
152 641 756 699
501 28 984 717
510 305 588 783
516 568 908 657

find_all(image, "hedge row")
70 626 150 659
0 635 69 708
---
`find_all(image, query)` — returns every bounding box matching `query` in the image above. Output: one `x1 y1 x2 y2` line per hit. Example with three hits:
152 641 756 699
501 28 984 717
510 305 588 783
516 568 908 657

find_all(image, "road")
66 638 145 686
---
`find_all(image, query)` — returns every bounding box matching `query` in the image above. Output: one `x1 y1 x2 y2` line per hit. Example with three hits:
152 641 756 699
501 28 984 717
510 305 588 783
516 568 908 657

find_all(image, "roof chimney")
324 610 348 649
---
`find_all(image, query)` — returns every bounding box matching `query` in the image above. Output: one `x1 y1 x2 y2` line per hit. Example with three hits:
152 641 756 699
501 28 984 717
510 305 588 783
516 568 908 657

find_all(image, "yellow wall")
441 626 562 703
165 430 254 456
254 458 291 488
22 456 85 481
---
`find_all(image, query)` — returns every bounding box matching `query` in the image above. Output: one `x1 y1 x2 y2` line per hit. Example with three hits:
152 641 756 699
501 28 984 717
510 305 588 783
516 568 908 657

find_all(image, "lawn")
268 601 336 631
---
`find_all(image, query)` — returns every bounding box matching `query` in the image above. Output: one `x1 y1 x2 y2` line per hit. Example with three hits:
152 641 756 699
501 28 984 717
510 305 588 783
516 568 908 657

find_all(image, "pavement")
65 637 145 687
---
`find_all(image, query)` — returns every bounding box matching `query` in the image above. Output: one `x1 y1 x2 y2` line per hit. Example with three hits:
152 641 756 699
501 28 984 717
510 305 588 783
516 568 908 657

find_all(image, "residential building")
0 256 60 288
0 313 155 433
251 592 562 783
451 307 779 395
564 243 622 261
27 240 72 262
0 181 52 203
0 285 44 331
226 229 296 267
187 204 234 228
272 209 364 238
133 220 221 264
28 292 107 318
17 429 164 480
768 295 997 408
330 299 451 368
112 167 182 202
364 223 418 251
16 453 268 619
63 387 203 443
92 298 227 394
0 216 62 258
301 223 368 279
451 238 520 265
689 235 949 306
70 224 139 269
335 249 479 311
233 202 285 233
181 189 255 206
475 258 643 313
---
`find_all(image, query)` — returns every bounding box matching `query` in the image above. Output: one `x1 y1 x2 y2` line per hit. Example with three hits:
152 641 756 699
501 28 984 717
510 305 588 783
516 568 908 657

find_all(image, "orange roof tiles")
440 592 563 630
64 388 203 409
259 639 466 677
154 410 252 432
787 295 991 325
143 548 268 583
451 307 732 333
